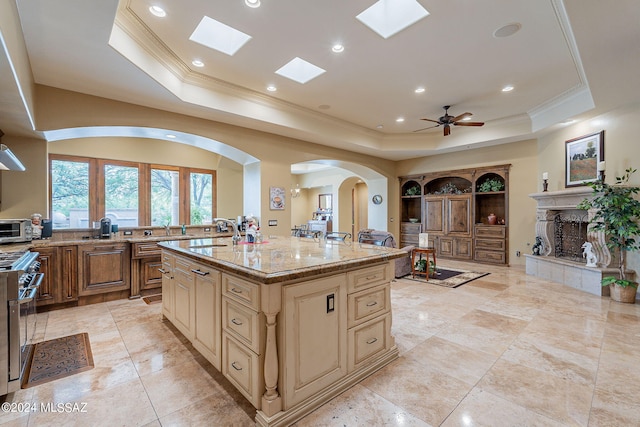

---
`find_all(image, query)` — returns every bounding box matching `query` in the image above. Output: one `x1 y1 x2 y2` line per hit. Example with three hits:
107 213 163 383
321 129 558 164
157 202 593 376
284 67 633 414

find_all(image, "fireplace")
525 187 619 296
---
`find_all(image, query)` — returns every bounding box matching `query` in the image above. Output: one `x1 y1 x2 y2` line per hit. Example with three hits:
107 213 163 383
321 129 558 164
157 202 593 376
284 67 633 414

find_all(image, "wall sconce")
290 184 301 198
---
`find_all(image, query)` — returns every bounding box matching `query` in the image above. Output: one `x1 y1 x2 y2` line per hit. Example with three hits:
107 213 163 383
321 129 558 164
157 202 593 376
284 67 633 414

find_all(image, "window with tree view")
190 172 213 224
51 159 89 229
49 155 216 229
105 164 139 227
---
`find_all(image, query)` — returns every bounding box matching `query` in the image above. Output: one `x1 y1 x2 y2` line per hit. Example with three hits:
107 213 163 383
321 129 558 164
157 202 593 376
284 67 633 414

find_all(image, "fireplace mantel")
526 187 614 296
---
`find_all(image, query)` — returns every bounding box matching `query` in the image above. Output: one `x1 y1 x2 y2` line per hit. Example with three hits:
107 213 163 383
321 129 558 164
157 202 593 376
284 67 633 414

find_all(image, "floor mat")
402 268 490 288
143 294 162 305
22 332 94 389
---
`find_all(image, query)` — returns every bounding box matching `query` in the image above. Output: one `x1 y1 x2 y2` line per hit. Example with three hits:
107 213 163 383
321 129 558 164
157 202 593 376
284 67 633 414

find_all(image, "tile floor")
1 260 639 426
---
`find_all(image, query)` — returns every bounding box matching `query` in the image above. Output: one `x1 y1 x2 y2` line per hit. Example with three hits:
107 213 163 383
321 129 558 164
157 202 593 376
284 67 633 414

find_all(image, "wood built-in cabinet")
36 245 78 307
400 164 510 265
78 242 130 299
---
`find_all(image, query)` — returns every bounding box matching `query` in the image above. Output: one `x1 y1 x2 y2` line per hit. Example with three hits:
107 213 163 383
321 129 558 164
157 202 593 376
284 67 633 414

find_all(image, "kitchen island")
158 236 406 427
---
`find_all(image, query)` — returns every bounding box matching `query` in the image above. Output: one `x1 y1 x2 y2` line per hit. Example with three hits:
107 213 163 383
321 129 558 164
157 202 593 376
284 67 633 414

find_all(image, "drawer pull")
365 275 377 280
366 338 378 345
231 318 243 326
158 268 167 274
231 362 243 371
192 269 210 276
366 301 378 307
231 287 243 294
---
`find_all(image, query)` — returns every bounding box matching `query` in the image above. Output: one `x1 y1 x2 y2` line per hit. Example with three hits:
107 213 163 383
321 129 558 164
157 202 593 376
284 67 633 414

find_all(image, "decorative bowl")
409 218 419 223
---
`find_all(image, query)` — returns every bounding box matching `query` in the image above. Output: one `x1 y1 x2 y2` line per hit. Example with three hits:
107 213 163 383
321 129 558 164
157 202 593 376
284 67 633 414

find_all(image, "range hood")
0 130 26 171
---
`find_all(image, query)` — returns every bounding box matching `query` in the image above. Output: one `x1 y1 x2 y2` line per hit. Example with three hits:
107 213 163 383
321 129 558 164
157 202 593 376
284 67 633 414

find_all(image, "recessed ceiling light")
275 57 326 84
561 119 577 125
414 87 425 94
396 117 405 123
502 85 514 92
192 59 204 67
266 85 277 92
245 0 261 8
149 6 166 17
189 16 252 56
376 124 384 129
356 0 430 39
166 134 176 139
332 44 344 53
493 23 522 38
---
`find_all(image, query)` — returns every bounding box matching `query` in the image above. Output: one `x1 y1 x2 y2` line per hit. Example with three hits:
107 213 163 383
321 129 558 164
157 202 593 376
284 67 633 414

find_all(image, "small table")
411 247 437 280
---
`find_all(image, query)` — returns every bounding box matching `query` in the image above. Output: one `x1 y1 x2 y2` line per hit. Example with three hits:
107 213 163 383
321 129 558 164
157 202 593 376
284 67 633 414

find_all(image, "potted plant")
578 167 640 303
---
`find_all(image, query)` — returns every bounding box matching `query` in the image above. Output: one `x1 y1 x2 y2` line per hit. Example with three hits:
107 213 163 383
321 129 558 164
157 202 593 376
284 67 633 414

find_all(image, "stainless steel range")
0 250 43 395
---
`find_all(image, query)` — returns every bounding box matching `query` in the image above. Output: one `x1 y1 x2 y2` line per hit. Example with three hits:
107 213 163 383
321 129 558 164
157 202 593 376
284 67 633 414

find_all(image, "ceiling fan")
415 105 484 136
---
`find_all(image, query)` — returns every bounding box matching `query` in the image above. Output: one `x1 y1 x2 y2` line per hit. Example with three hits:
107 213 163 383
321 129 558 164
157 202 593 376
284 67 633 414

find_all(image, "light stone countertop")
159 236 407 284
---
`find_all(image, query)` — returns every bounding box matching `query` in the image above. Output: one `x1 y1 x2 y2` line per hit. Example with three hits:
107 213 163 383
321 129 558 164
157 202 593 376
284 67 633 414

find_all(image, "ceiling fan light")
245 0 261 8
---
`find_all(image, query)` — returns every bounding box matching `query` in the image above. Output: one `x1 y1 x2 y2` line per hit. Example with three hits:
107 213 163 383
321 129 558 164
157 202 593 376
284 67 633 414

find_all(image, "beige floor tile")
27 378 156 427
294 383 430 427
140 357 228 418
441 388 565 427
158 394 254 427
361 356 472 426
478 359 594 425
406 335 497 385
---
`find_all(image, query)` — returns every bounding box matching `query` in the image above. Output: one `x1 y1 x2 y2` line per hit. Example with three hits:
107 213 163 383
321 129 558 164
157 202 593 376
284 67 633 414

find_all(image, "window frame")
49 154 216 228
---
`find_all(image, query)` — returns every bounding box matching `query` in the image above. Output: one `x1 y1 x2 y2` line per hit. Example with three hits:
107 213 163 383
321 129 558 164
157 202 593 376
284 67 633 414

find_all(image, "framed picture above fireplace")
565 130 604 187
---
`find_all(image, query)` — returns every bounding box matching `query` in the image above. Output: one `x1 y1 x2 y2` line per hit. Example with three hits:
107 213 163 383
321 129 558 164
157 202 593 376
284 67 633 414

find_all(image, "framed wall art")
565 130 604 187
269 186 285 210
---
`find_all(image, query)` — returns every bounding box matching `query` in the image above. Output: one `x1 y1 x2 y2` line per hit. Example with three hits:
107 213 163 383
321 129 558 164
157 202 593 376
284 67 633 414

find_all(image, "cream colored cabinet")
281 274 347 409
346 264 394 372
172 255 195 340
193 262 221 369
222 274 264 407
160 251 175 322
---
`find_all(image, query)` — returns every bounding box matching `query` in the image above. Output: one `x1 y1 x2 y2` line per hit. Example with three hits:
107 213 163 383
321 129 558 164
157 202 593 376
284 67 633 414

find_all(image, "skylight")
356 0 430 39
189 16 252 56
275 57 326 84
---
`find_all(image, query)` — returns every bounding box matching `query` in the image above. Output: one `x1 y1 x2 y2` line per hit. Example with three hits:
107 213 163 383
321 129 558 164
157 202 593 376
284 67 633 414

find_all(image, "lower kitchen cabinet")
160 251 175 322
36 245 78 306
78 243 130 298
193 262 221 369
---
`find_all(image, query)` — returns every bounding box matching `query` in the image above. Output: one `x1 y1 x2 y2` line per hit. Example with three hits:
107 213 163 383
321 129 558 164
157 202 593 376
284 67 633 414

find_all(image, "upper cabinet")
399 164 510 265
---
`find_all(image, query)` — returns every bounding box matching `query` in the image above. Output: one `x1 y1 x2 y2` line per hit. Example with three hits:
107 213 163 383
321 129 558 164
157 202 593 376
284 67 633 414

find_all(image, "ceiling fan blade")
451 112 472 122
443 124 451 136
454 121 485 127
420 118 441 124
413 124 440 132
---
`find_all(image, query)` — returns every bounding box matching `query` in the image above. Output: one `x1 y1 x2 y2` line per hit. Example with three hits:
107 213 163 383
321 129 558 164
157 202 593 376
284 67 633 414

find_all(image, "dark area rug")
143 294 162 305
402 268 490 288
22 332 94 389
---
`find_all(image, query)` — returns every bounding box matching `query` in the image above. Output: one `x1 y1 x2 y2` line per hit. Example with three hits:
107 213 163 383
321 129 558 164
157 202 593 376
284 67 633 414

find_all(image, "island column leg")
261 283 282 416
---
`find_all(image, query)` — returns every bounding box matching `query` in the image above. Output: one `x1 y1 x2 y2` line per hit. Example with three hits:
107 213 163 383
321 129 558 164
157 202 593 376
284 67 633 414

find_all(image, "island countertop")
158 236 406 284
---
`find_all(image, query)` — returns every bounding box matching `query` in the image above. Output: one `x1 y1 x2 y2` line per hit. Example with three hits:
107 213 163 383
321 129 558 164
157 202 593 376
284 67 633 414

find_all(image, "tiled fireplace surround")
525 187 635 297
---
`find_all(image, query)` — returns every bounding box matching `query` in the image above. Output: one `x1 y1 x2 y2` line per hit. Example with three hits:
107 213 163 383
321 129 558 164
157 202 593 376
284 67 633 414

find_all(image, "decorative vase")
609 283 637 303
487 213 497 225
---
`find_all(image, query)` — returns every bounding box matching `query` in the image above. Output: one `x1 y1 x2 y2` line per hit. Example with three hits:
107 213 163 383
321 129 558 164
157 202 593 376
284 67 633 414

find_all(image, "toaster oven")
0 219 33 244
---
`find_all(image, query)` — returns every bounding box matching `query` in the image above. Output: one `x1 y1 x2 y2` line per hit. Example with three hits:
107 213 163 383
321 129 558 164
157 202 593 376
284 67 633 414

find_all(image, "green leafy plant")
405 185 420 196
478 177 504 192
578 167 640 288
414 259 436 273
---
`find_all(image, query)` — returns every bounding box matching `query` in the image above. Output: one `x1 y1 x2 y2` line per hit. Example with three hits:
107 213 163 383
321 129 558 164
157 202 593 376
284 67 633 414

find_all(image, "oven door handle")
19 287 39 304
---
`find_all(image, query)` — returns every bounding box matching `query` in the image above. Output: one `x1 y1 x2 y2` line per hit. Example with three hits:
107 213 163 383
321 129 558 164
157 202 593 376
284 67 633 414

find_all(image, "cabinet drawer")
222 333 264 408
174 256 194 281
474 249 506 264
400 233 419 244
347 285 390 328
222 298 265 354
190 262 216 278
475 238 506 251
132 242 161 258
347 263 391 293
348 313 392 372
222 274 260 310
401 223 421 233
475 225 506 239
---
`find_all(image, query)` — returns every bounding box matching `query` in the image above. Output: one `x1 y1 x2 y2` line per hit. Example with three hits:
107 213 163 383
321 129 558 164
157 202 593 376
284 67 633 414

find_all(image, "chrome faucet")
213 218 241 245
165 222 171 236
